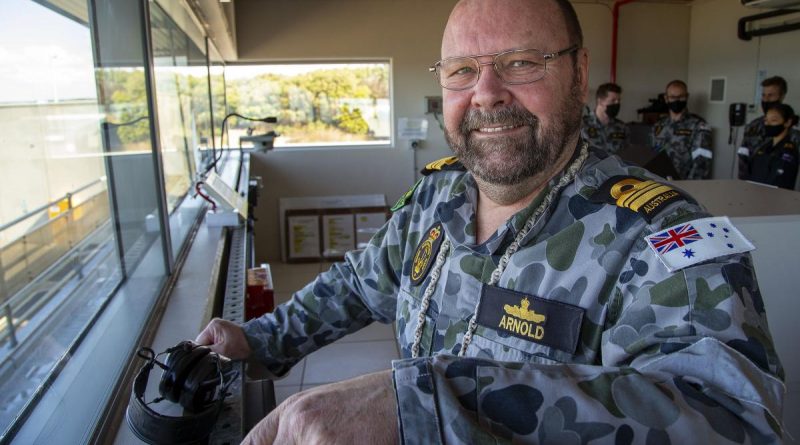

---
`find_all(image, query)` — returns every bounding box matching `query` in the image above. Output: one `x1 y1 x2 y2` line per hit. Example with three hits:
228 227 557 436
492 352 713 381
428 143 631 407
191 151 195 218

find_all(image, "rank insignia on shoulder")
421 156 465 176
391 177 422 212
590 175 690 223
645 216 754 272
410 222 445 285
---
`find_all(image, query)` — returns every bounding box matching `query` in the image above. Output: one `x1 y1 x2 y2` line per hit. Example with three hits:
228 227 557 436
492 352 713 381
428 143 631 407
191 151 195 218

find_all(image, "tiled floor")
265 261 401 405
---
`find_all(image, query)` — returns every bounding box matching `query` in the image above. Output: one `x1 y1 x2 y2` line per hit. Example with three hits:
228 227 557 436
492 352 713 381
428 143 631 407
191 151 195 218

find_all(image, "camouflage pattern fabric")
743 137 799 190
651 113 713 179
741 117 800 157
581 111 629 155
740 117 800 181
241 144 784 444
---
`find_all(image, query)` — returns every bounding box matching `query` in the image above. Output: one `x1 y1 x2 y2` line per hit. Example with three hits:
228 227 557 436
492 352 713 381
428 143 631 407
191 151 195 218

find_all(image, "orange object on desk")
246 265 274 320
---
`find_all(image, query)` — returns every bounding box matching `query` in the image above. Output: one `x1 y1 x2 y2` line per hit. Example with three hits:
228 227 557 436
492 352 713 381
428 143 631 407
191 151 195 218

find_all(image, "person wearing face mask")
739 77 800 174
651 80 713 179
581 82 628 154
741 103 799 189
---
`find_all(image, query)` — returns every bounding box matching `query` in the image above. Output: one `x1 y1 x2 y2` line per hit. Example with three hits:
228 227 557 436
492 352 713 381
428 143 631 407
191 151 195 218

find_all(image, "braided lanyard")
409 144 589 359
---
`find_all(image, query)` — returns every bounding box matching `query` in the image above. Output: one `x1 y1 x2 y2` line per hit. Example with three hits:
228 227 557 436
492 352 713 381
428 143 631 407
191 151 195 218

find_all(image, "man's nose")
470 63 512 110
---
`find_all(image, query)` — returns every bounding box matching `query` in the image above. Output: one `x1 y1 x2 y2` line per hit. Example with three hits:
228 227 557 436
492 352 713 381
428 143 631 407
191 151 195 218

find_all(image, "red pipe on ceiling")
611 0 638 83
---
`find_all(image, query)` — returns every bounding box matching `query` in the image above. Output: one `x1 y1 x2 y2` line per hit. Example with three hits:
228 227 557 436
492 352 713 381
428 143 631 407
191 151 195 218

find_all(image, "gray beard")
445 83 584 186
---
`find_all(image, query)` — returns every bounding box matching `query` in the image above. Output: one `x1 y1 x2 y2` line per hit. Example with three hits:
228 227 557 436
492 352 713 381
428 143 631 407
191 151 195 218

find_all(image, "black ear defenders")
126 341 237 445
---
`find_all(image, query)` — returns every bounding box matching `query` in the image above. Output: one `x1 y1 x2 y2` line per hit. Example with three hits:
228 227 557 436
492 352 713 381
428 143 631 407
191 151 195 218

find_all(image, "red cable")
195 182 217 212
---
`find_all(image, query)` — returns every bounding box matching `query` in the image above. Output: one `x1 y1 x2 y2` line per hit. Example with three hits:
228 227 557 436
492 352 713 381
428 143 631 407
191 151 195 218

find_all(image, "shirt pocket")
467 325 573 364
396 286 436 358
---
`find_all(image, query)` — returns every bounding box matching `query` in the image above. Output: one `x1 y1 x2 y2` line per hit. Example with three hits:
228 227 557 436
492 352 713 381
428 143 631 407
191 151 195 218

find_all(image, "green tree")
336 105 369 135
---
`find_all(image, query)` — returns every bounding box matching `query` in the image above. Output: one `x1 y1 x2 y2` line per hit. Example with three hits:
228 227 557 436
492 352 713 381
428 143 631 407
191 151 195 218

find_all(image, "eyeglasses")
429 45 579 91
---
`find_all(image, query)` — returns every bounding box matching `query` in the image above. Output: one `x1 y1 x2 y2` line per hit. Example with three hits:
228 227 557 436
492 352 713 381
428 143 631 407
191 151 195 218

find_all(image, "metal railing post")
4 304 18 348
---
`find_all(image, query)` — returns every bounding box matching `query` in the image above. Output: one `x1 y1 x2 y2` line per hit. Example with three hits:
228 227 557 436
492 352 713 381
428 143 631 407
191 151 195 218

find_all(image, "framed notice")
322 213 355 259
355 212 388 249
287 214 321 261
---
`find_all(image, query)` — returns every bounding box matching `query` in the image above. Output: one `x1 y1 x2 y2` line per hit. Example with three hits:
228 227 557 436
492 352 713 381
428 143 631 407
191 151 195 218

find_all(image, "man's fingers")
194 324 213 345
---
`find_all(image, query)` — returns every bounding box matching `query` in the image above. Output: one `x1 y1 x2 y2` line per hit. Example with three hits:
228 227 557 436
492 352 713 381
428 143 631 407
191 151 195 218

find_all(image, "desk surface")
670 180 800 217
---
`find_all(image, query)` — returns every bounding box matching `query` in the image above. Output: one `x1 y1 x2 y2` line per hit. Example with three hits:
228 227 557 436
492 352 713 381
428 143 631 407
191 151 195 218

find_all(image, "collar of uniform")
585 111 601 126
434 171 479 248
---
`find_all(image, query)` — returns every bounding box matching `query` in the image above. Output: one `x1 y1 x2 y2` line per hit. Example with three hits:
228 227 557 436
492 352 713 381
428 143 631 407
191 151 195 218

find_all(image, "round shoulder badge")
410 222 445 286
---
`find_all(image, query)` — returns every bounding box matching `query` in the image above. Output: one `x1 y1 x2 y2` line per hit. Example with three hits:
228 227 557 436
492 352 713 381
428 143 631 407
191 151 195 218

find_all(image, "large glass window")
0 0 177 440
0 0 129 437
149 2 217 255
225 62 392 148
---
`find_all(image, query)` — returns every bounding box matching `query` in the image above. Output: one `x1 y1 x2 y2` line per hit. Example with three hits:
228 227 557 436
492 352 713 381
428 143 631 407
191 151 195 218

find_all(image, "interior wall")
614 2 691 123
688 0 800 183
236 0 457 261
236 0 693 261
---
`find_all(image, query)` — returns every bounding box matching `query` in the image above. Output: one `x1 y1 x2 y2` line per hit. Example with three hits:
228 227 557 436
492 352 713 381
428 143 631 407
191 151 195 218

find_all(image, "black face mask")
667 100 687 114
761 101 780 114
605 104 620 118
764 124 785 138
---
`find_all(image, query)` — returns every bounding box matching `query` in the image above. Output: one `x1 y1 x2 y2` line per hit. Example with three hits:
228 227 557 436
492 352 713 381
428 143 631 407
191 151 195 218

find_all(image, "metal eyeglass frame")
429 44 579 91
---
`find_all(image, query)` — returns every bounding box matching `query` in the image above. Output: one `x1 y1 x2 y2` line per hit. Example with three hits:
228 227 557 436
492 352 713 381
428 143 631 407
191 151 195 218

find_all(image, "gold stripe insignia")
591 175 692 223
421 156 465 176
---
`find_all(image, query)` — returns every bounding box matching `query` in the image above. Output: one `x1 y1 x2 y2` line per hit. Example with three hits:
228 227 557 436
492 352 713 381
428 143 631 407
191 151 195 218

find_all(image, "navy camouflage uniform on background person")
651 80 713 179
740 76 800 178
581 82 628 154
195 1 785 444
741 103 799 190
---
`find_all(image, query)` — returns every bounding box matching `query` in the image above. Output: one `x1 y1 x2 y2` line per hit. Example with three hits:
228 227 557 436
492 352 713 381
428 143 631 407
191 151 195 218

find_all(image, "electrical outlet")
426 96 442 114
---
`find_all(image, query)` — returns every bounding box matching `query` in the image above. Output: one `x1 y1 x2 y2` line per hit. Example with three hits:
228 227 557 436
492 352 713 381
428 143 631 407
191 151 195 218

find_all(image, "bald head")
442 0 583 58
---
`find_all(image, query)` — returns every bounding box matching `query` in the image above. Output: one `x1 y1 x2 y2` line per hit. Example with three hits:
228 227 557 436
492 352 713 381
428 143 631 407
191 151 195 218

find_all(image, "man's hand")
195 318 251 360
242 369 398 445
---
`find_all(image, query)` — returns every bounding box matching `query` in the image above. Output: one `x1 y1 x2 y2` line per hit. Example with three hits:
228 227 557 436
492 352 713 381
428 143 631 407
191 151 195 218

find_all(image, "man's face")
440 0 588 186
665 84 688 104
761 85 784 104
598 92 620 112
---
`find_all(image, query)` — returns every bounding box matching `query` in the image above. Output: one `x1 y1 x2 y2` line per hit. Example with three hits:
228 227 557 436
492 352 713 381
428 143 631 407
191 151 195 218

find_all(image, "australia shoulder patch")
645 216 754 272
589 175 692 223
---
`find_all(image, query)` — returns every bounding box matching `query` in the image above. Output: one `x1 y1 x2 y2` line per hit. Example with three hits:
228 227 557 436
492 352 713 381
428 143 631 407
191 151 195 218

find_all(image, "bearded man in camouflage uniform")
196 1 785 443
651 80 714 180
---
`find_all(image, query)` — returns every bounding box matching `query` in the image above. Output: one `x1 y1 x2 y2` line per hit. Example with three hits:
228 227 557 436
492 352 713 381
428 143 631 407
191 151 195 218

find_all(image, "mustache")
458 106 539 133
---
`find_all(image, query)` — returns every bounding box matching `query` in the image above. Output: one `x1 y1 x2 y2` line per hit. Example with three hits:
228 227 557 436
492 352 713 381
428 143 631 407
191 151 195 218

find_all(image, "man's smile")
473 124 525 135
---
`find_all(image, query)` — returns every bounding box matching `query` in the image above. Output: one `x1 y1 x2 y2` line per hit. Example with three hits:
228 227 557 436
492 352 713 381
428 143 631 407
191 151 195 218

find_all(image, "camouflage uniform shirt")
242 145 784 444
582 110 628 155
652 112 713 179
740 116 800 179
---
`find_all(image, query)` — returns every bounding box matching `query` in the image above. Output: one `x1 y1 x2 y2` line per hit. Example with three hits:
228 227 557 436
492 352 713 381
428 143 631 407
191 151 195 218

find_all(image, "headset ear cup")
160 345 210 404
158 344 190 401
179 355 220 412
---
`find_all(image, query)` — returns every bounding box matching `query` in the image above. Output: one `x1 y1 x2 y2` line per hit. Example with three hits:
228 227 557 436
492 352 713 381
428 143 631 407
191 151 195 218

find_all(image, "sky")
0 0 97 103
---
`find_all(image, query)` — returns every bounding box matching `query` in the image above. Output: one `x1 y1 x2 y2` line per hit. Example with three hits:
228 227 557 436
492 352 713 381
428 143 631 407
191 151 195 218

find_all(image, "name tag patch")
476 285 584 354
